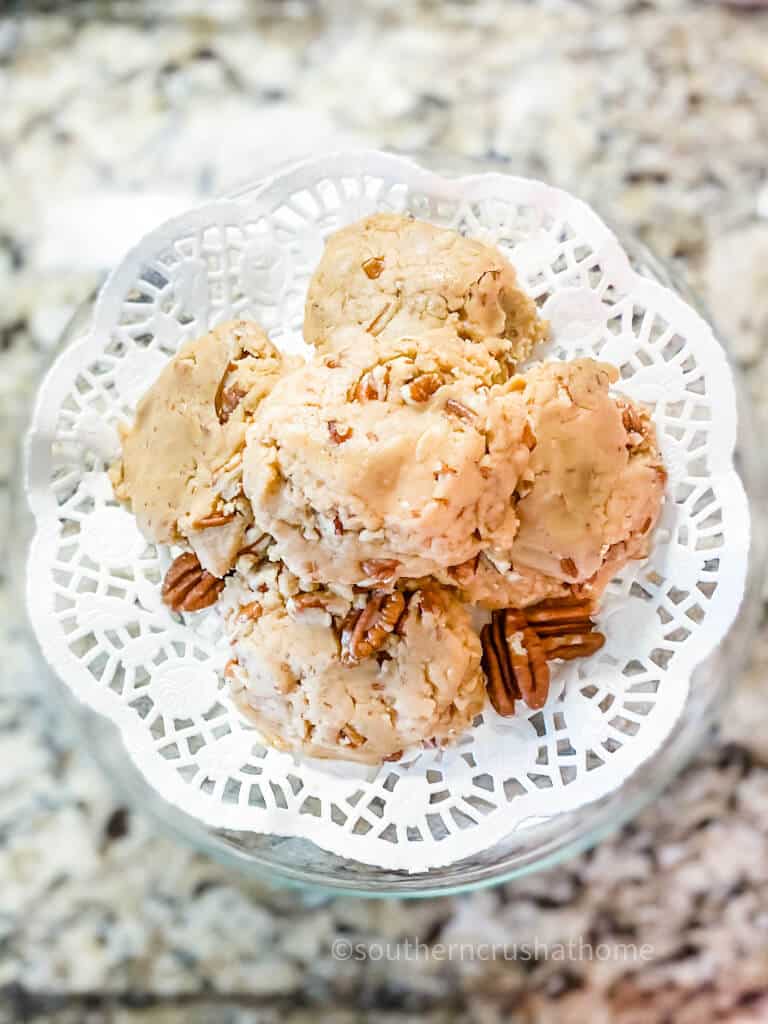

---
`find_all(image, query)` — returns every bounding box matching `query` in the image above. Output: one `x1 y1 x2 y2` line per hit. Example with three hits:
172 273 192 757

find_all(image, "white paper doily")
25 151 750 872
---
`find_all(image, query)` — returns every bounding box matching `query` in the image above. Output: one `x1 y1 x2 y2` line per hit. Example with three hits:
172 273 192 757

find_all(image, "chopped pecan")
516 469 535 499
339 723 367 747
354 366 389 402
214 361 247 424
522 420 537 449
237 600 263 622
360 558 401 584
620 402 644 437
328 420 353 444
218 385 246 424
415 586 446 617
448 555 480 588
193 510 238 529
406 372 442 402
560 557 578 578
161 552 224 612
237 533 269 558
444 398 476 422
291 592 332 613
362 256 385 279
341 590 406 665
367 299 398 336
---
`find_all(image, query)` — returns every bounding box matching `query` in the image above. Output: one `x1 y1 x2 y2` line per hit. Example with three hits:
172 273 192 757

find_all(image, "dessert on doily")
112 213 666 765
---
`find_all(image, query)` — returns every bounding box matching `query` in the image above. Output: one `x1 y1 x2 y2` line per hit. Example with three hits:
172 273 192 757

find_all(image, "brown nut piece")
360 558 401 584
415 585 447 617
193 511 238 529
448 555 480 589
327 420 353 444
560 557 578 578
353 365 390 402
237 533 270 558
290 592 330 612
481 621 518 717
525 597 596 626
524 596 605 659
217 385 247 425
366 299 399 336
340 590 406 665
444 397 476 422
481 597 606 714
406 372 442 402
481 609 551 715
161 552 225 612
362 256 385 279
339 723 367 747
541 632 606 661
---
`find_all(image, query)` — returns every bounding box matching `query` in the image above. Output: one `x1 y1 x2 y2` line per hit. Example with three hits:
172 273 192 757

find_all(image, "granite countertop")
2 3 768 1021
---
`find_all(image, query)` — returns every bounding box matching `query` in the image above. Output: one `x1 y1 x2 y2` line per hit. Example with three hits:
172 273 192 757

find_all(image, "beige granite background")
2 2 768 1021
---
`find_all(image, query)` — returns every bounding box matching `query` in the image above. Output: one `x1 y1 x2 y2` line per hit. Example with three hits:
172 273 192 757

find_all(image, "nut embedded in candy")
406 372 442 402
224 565 485 764
340 590 407 665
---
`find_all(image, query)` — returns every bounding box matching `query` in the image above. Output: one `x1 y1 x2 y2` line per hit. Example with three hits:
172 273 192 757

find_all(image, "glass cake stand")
13 155 767 898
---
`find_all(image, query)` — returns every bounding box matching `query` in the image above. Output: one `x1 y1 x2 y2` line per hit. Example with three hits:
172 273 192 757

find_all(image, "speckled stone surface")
2 3 768 1021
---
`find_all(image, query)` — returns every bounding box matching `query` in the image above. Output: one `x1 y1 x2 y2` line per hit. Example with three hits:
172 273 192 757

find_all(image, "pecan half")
525 597 596 626
541 632 605 660
481 622 517 717
406 372 442 402
481 609 550 715
481 597 606 713
161 552 224 612
340 590 406 665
